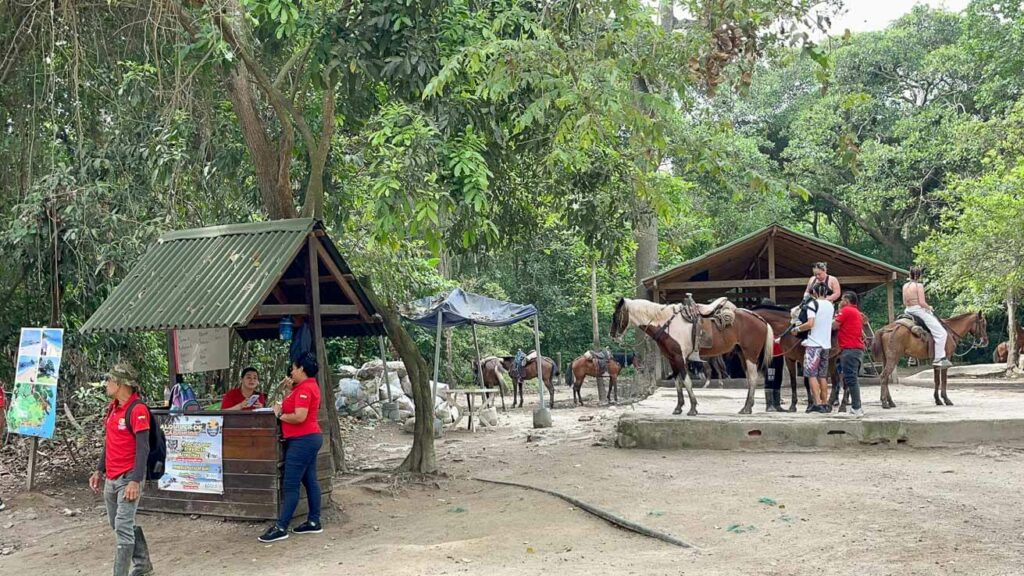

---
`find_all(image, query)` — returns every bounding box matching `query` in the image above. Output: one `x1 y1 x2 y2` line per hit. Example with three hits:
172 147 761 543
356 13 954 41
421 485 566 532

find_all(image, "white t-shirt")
803 299 834 349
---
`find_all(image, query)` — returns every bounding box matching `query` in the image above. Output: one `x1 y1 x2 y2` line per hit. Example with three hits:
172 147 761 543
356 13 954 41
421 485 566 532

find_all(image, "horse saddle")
695 298 737 350
895 314 936 357
524 350 539 363
584 349 611 374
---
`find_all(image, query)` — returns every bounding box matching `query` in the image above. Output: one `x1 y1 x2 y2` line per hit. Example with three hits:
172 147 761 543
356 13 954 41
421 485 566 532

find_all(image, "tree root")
473 477 697 550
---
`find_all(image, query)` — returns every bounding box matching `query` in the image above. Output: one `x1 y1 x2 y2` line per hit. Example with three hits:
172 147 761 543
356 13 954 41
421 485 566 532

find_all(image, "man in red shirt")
88 363 154 576
833 291 866 417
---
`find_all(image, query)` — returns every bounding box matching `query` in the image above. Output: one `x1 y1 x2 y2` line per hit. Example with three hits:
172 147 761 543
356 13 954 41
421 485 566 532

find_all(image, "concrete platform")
616 384 1024 450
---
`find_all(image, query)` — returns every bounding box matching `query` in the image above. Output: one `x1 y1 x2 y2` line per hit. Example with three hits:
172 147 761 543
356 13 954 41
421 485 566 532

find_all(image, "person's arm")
277 406 309 424
804 276 815 297
832 307 845 332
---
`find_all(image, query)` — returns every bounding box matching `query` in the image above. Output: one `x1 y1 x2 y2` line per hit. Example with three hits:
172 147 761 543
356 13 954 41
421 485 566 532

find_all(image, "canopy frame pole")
378 335 393 403
432 310 443 421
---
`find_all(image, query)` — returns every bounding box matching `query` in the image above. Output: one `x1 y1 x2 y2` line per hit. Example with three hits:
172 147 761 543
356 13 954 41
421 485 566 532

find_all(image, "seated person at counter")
220 367 266 410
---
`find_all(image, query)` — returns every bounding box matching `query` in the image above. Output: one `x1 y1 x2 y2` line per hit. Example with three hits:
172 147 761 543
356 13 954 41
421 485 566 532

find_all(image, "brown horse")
873 312 988 408
569 353 622 405
497 355 558 409
610 298 773 416
751 305 840 411
993 325 1024 364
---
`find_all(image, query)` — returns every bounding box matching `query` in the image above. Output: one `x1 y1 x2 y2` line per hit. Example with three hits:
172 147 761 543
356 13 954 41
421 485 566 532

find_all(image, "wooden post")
768 232 777 302
307 236 340 473
166 331 178 406
557 352 563 387
470 323 501 410
886 278 896 323
25 436 38 491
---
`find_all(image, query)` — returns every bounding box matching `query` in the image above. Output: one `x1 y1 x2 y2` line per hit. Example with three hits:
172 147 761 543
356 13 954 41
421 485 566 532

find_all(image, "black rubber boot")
770 389 784 412
114 545 133 576
764 388 772 411
129 526 154 576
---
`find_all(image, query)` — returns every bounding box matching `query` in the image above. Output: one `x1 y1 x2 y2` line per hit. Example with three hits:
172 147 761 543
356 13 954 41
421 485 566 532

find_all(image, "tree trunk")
362 285 437 473
591 258 606 401
300 84 335 220
1008 289 1018 374
633 202 659 393
224 67 297 219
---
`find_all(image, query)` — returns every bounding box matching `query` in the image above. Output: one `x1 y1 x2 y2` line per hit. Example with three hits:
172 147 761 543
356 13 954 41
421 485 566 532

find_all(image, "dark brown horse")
491 355 558 409
873 312 988 408
569 353 622 405
751 305 840 411
610 298 773 416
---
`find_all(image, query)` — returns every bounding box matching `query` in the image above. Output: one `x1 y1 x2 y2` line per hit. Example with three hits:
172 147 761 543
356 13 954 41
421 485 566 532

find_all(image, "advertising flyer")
157 415 224 494
7 328 64 438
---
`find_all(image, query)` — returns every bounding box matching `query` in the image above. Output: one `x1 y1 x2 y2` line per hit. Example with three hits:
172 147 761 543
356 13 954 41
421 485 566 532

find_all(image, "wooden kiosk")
81 219 384 519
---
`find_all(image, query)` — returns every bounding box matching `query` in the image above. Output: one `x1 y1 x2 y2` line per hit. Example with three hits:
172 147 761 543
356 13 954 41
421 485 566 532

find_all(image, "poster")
173 328 230 374
158 414 224 494
7 328 63 438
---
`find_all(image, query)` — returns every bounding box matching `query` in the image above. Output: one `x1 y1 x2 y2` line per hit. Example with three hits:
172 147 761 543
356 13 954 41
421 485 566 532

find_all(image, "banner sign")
158 415 224 494
173 328 230 374
8 327 64 439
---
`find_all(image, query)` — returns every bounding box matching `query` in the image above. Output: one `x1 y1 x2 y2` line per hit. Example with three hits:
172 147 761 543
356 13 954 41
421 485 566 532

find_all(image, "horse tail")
551 357 560 377
762 322 774 371
565 360 574 387
872 330 885 366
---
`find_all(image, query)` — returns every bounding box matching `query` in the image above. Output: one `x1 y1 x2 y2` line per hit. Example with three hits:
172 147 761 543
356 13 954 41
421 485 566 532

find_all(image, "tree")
917 147 1024 373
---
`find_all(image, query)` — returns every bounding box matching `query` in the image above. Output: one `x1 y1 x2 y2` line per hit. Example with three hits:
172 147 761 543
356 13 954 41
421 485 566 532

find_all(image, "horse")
491 354 558 409
689 355 732 388
473 356 509 407
610 297 773 416
992 325 1023 364
569 352 622 405
873 312 988 408
751 305 841 411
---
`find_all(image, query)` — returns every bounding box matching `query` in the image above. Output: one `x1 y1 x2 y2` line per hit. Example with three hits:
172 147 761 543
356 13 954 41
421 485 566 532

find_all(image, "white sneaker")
932 358 952 368
849 408 864 418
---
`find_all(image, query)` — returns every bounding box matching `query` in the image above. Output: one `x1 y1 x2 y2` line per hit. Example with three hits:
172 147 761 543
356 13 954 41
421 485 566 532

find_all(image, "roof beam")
258 304 357 316
313 241 372 321
659 275 890 290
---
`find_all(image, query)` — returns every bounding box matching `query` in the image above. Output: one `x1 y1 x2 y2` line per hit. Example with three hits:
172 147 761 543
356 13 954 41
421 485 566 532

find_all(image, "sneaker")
850 408 865 418
258 525 289 543
933 359 952 368
292 521 323 534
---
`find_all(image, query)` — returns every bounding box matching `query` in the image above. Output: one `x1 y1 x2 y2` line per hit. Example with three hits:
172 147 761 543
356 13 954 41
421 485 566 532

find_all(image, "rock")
478 406 499 427
336 364 359 378
398 409 414 421
61 508 76 517
403 418 416 434
3 522 13 530
356 360 407 381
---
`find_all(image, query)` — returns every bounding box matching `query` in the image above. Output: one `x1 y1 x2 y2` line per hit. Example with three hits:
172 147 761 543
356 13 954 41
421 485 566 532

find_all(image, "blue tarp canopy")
400 288 537 329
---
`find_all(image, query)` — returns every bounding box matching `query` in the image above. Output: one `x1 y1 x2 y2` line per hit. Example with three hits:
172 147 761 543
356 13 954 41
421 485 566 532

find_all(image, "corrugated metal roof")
81 219 382 337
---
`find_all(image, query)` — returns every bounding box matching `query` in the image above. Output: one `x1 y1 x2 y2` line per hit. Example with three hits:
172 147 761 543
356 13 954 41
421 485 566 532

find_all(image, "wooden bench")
445 388 501 431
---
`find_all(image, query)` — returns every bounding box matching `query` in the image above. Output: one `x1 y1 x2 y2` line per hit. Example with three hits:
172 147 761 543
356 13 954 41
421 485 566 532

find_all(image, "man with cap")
89 363 154 576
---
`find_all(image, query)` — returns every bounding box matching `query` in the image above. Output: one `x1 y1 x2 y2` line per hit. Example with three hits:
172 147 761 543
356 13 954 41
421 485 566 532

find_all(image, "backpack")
124 399 168 481
796 297 819 341
169 382 200 413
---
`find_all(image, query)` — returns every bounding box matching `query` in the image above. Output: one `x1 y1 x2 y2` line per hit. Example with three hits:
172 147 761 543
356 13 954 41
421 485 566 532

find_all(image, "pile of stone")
335 359 458 429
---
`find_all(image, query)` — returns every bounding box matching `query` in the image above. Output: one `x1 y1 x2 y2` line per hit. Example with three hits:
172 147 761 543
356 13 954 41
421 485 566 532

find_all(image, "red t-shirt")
0 387 6 408
281 378 321 438
834 305 866 350
221 388 267 410
104 392 151 480
772 341 783 357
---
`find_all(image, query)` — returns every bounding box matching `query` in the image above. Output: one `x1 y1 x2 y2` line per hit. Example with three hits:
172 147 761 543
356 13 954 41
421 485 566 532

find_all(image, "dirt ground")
2 379 1024 576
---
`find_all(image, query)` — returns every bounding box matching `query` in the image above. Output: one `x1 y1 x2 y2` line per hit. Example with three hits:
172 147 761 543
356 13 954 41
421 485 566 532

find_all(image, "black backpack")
796 297 819 341
125 399 167 481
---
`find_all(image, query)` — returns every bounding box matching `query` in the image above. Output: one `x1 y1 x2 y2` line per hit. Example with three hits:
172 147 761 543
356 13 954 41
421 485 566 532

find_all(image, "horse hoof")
882 404 893 410
672 408 683 415
943 399 954 406
935 399 943 406
738 408 752 415
687 408 698 416
787 405 797 413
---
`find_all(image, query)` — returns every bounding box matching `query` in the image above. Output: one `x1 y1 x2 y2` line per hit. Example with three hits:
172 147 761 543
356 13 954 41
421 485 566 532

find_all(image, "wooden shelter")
82 219 384 519
643 224 908 317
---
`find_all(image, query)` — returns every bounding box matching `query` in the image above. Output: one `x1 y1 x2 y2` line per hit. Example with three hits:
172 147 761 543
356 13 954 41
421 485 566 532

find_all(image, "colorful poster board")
7 328 63 438
158 414 224 494
173 328 230 374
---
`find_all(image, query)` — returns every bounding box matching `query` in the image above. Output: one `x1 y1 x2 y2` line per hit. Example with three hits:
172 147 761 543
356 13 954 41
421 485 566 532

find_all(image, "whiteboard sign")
174 329 230 373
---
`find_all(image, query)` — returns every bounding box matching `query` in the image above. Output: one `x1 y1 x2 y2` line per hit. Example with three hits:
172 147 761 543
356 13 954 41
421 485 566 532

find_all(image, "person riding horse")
903 266 951 368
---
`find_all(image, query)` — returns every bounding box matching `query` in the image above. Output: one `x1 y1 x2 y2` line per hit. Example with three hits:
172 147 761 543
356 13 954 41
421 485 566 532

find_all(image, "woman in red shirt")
220 367 266 410
259 352 323 542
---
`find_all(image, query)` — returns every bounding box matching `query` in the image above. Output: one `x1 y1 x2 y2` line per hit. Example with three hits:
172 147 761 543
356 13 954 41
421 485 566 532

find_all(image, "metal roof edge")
159 218 316 242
